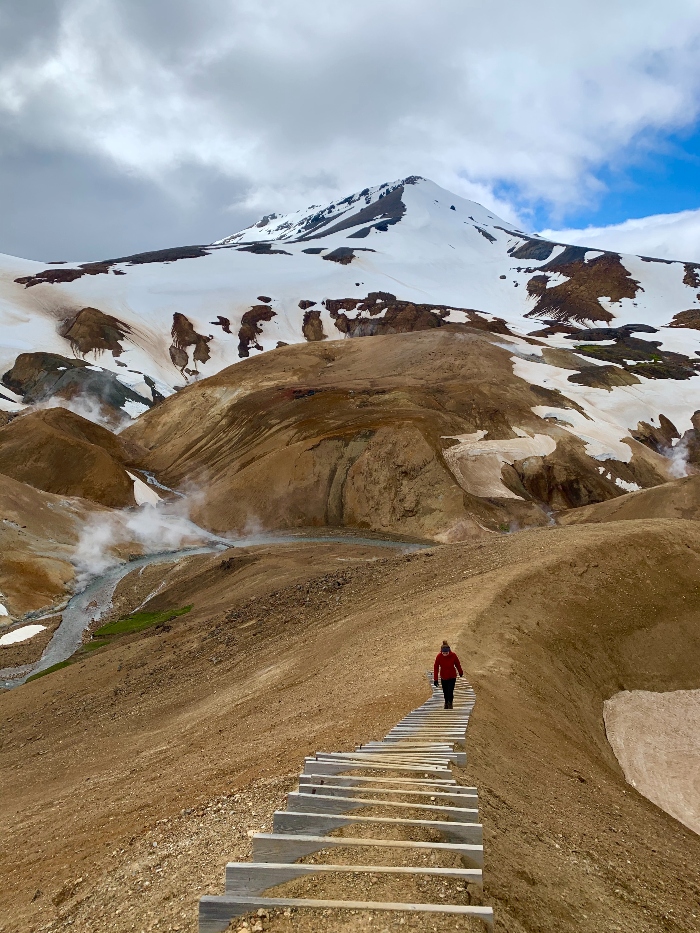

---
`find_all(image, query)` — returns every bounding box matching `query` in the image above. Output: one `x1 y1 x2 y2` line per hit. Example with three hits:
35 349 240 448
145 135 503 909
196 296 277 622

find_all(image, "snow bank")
0 624 46 646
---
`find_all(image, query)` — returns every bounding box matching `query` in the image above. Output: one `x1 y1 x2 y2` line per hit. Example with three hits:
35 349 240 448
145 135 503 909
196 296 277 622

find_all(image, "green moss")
94 605 192 638
82 639 108 652
26 659 72 682
24 607 193 685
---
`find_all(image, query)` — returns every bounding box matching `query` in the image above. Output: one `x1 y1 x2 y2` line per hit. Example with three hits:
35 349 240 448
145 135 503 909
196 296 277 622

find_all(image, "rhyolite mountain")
3 175 700 557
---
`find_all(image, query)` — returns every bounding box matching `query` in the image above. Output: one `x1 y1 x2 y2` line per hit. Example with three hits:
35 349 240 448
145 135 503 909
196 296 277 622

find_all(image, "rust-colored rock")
59 307 131 357
238 305 276 358
526 253 640 325
169 312 212 373
302 309 326 342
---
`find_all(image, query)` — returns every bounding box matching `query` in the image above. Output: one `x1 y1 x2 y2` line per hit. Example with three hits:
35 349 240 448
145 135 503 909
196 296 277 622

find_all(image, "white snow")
442 429 557 498
127 472 161 506
0 602 8 616
0 174 699 471
123 400 151 419
0 624 45 646
615 477 641 492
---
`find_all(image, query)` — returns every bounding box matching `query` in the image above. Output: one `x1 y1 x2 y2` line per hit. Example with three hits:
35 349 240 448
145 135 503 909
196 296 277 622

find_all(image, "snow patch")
0 624 46 646
127 472 161 507
123 400 150 419
442 429 557 498
615 477 641 492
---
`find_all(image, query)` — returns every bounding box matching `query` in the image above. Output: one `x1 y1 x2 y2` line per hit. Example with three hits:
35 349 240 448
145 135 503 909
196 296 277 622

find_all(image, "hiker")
433 640 463 709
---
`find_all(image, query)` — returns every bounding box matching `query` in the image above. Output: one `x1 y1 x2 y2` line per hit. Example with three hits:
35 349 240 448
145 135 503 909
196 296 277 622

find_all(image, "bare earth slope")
122 331 677 541
1 520 699 933
0 407 143 507
0 473 106 614
559 472 700 524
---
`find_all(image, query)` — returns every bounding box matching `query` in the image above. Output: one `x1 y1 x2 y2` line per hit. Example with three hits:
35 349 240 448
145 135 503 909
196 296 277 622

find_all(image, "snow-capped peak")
214 176 525 246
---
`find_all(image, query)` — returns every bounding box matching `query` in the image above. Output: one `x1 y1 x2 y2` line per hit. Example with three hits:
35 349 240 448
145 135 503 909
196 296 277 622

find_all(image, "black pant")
441 677 456 706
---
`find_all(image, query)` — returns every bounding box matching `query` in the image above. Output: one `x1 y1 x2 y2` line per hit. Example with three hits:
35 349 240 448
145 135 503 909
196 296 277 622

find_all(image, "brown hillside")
559 473 700 525
0 407 143 507
1 521 699 932
122 331 665 541
0 473 106 614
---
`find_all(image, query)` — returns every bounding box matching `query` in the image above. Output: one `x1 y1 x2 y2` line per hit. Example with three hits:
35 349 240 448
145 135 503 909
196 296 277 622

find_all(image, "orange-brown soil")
122 331 650 541
0 473 109 615
0 407 143 508
558 474 700 525
1 521 699 933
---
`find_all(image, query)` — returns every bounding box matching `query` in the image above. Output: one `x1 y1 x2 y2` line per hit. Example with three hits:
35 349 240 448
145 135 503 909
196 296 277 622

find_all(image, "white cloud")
540 208 700 263
1 1 700 255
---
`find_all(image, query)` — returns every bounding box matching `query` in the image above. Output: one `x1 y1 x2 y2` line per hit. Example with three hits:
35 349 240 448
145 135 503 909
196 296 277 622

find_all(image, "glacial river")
0 532 426 689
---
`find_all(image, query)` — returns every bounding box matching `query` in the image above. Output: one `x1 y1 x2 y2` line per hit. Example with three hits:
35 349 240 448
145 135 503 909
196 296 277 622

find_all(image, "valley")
1 176 699 932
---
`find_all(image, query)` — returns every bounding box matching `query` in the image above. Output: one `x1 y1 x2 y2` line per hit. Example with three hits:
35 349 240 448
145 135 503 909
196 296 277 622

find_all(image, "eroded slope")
1 523 699 932
122 331 682 541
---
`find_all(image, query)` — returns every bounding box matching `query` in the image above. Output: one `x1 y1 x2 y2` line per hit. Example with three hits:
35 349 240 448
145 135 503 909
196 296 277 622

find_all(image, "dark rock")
509 238 556 261
14 246 212 287
475 226 496 243
59 307 131 357
323 248 358 265
210 316 231 334
296 185 406 241
236 243 291 255
302 310 326 342
566 324 658 340
169 313 212 373
238 306 276 358
1 351 153 416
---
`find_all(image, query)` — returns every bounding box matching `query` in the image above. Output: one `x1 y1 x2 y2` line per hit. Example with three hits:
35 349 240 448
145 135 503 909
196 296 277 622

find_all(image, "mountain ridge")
2 175 700 551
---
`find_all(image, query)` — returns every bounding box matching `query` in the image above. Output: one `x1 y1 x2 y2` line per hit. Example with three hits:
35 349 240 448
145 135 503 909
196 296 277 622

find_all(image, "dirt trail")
1 522 700 932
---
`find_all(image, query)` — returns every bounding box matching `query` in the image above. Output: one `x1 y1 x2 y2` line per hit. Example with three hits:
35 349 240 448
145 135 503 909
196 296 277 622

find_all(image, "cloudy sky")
1 0 700 261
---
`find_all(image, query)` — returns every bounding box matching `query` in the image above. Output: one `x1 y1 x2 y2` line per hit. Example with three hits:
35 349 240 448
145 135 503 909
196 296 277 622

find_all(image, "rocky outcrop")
0 408 142 507
325 292 511 338
526 253 640 325
59 307 131 357
169 313 212 373
1 352 155 422
302 309 326 342
237 305 276 358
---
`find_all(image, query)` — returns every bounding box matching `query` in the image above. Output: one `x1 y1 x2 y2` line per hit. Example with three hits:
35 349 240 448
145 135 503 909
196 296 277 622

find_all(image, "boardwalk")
200 677 493 932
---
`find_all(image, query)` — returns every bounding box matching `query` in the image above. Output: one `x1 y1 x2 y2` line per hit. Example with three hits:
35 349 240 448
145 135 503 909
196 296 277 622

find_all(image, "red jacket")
434 651 463 681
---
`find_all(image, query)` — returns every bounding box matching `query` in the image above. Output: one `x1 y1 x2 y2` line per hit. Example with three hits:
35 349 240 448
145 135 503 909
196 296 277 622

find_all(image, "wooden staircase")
199 676 493 931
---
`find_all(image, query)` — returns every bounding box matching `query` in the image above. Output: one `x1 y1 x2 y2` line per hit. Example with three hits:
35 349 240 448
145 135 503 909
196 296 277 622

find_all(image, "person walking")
434 640 463 709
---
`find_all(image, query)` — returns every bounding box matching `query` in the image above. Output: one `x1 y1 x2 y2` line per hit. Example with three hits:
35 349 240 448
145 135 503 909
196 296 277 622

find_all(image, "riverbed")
1 532 426 689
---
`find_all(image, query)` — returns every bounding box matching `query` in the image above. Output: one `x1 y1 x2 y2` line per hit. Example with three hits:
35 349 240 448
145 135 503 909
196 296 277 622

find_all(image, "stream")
0 532 426 689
